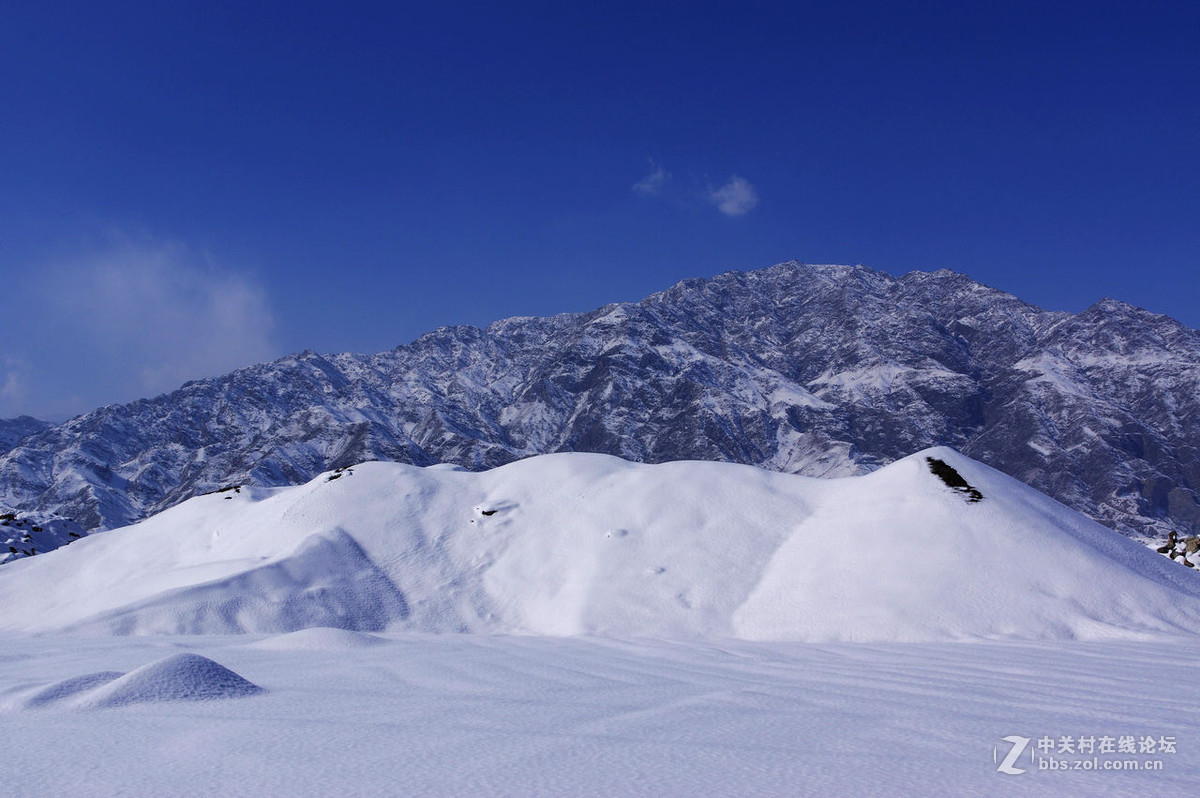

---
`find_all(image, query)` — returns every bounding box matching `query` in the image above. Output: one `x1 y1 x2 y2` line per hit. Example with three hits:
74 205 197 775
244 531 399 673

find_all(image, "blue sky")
2 1 1197 419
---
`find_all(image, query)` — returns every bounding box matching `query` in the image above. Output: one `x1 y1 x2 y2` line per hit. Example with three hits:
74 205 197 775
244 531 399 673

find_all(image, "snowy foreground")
3 630 1198 796
3 448 1199 794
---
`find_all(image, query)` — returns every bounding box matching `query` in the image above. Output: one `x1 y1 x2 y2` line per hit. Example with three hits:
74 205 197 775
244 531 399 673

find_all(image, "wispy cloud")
708 175 759 217
632 159 671 196
1 359 27 406
55 240 278 395
2 236 279 419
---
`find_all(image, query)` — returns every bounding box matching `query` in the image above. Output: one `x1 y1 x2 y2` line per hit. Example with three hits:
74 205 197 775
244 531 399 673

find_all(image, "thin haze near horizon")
2 1 1197 420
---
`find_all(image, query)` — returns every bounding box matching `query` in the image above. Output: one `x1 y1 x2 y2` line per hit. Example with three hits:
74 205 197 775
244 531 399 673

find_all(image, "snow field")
1 631 1196 796
3 447 1199 795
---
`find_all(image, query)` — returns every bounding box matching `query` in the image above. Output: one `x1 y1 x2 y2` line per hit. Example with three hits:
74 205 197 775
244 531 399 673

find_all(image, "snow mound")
250 626 389 651
18 671 123 709
78 654 262 708
9 654 262 710
3 449 1200 642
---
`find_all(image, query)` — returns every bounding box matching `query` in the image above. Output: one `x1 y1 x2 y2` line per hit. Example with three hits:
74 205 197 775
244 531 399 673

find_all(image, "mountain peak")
1 261 1197 552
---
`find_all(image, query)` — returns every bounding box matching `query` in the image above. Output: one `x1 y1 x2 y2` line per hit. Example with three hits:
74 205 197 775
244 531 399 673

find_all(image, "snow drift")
1 448 1198 642
11 653 262 710
79 653 262 708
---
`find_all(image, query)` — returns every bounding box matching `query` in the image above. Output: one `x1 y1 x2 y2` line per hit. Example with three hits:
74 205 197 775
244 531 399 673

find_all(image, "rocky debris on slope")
1155 530 1200 568
1 510 87 564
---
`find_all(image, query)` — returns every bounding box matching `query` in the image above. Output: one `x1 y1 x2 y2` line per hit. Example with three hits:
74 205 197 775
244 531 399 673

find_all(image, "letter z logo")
995 735 1030 775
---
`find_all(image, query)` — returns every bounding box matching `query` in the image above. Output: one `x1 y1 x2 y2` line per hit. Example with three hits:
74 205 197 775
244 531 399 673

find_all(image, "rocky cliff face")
2 262 1196 546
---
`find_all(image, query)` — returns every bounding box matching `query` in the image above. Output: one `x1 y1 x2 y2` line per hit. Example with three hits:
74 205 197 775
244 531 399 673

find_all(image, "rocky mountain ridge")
0 416 49 452
2 261 1197 547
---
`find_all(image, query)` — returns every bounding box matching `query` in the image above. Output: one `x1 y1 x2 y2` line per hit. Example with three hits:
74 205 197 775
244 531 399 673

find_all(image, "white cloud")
1 359 27 406
39 236 278 400
708 175 759 217
632 160 671 196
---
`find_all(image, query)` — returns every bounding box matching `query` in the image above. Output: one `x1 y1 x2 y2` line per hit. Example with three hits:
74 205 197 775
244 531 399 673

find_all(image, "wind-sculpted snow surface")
2 262 1198 548
3 450 1199 642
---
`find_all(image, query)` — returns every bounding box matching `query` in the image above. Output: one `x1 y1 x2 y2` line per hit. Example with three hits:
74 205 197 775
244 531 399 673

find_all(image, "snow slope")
3 448 1198 642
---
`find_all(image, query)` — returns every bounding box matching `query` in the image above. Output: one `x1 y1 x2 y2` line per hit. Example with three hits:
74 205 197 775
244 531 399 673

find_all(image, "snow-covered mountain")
3 449 1199 640
2 261 1198 547
0 415 49 452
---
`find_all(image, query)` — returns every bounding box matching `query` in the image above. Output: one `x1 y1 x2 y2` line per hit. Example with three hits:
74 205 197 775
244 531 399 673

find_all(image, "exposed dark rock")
926 457 984 502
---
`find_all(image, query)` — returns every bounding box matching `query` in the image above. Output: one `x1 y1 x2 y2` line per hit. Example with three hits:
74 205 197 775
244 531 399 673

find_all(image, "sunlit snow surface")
1 632 1197 796
3 448 1199 640
3 449 1199 794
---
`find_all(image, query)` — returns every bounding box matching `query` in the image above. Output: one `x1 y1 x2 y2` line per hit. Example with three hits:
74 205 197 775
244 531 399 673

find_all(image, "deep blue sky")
2 1 1197 419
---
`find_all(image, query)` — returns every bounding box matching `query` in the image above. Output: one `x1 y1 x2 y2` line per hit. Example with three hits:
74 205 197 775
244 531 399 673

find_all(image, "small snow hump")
20 671 123 709
80 653 263 708
249 627 388 651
